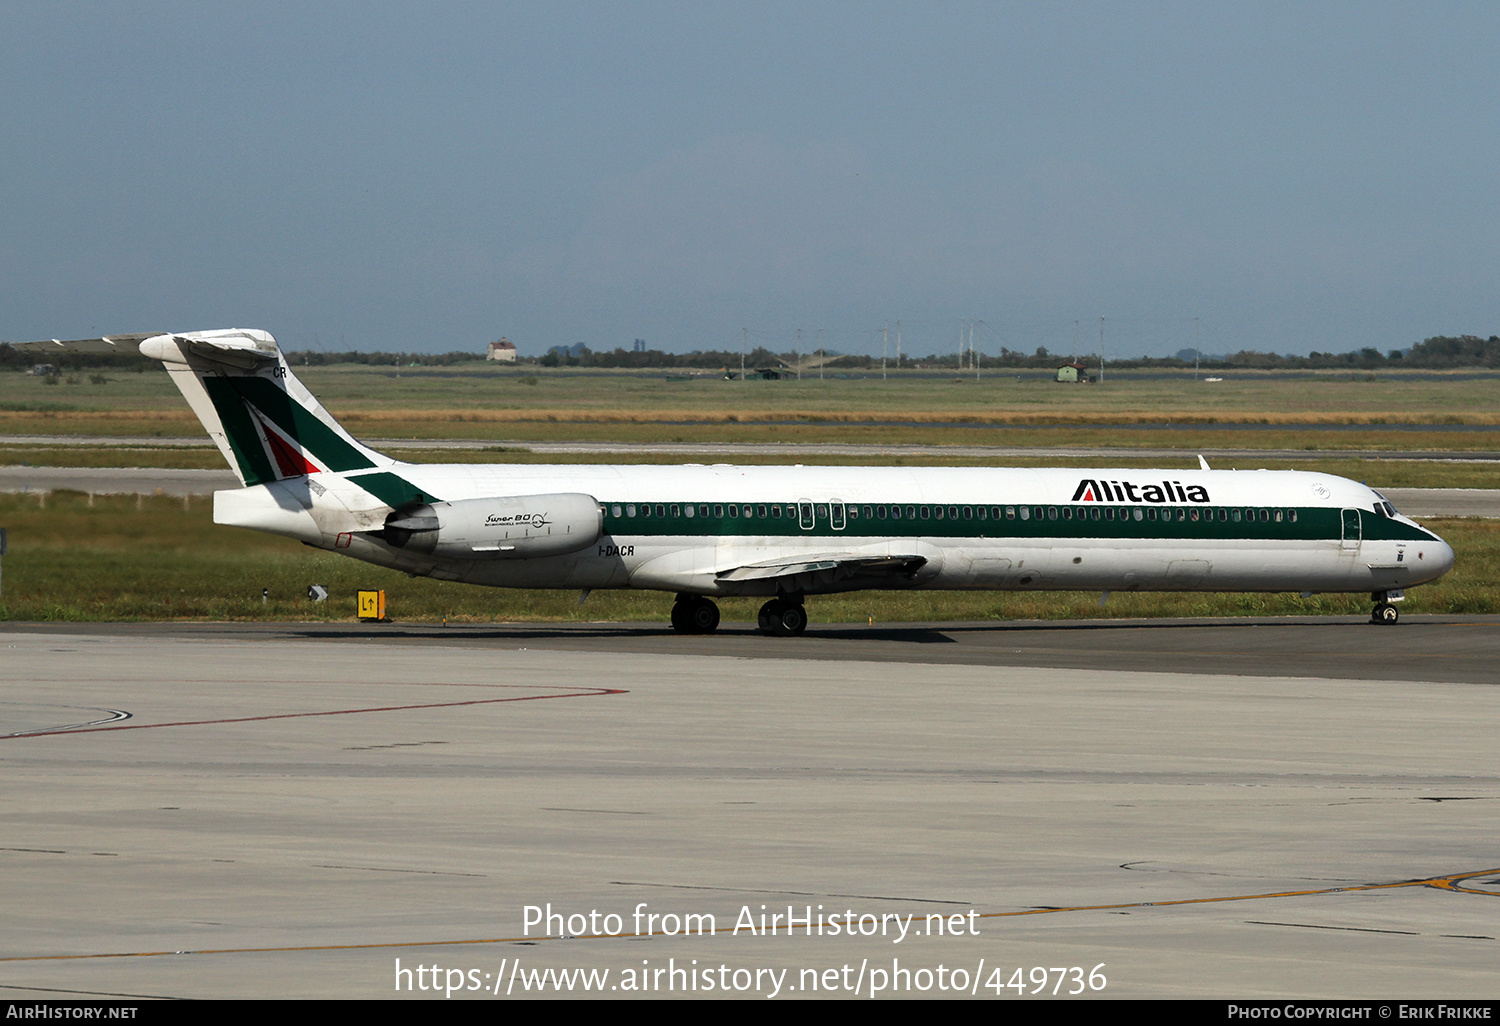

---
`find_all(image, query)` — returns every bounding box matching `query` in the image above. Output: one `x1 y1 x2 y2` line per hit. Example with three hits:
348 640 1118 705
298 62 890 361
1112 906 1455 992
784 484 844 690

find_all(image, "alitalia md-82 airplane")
18 328 1453 634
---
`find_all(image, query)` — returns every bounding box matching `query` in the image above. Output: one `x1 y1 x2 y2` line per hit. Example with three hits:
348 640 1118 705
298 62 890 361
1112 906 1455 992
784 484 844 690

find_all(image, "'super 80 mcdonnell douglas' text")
18 329 1455 633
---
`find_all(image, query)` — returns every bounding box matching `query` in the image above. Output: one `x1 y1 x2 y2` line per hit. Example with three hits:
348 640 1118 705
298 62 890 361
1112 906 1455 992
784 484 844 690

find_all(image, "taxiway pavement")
1 619 1497 1000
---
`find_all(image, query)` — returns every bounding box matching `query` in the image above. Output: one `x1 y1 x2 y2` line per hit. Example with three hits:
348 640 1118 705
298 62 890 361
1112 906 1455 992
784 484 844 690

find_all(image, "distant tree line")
4 334 1498 372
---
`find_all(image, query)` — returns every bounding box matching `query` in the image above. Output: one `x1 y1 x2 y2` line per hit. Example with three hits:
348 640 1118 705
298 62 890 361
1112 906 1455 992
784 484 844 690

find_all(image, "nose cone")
1417 532 1455 583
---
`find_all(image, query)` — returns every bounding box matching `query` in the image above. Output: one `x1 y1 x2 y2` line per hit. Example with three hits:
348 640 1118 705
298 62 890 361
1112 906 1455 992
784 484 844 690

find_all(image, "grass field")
0 492 1491 624
4 362 1500 430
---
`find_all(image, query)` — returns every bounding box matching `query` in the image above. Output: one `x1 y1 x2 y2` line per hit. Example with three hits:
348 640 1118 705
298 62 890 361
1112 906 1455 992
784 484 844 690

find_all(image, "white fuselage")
214 462 1454 599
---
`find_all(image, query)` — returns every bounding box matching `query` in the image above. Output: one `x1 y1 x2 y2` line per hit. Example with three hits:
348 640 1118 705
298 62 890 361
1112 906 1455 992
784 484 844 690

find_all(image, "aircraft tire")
670 600 693 633
776 603 808 636
1372 603 1399 625
757 601 778 633
690 597 720 634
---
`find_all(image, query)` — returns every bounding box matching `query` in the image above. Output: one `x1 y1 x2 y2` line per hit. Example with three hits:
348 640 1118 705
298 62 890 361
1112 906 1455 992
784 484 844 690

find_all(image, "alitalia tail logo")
1072 479 1210 503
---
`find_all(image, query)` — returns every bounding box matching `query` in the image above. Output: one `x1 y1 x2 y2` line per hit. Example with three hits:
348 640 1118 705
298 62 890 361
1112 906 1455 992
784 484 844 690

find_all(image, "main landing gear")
670 594 720 634
1370 590 1399 625
757 596 808 637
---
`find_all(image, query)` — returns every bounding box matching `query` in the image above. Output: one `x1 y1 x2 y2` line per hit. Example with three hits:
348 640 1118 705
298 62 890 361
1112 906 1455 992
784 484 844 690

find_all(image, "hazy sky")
3 2 1498 358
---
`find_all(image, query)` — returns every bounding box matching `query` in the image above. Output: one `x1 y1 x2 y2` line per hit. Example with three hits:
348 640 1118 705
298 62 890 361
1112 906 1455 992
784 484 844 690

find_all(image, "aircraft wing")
717 552 927 586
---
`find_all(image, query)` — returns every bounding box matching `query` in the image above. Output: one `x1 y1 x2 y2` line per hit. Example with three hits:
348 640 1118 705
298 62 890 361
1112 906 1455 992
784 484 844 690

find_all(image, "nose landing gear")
1370 590 1400 625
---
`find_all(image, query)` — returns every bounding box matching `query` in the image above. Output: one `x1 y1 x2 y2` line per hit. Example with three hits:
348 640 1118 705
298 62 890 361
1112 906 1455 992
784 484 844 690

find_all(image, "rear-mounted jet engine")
380 493 602 559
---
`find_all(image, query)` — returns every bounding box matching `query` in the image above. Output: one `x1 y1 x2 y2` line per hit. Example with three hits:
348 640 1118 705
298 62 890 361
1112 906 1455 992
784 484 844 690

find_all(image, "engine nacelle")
381 493 603 560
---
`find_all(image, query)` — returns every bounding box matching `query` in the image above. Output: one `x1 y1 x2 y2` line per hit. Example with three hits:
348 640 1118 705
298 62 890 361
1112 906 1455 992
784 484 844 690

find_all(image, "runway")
1 618 1497 999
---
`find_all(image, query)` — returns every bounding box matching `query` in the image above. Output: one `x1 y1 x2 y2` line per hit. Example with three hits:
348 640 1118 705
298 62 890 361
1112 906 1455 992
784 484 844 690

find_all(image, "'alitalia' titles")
1072 479 1210 504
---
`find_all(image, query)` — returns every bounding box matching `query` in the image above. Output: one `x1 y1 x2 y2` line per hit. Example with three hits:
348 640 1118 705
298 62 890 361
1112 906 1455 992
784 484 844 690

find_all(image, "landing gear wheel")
758 598 807 636
671 595 720 634
1371 603 1399 625
757 600 778 632
689 597 720 634
776 602 808 636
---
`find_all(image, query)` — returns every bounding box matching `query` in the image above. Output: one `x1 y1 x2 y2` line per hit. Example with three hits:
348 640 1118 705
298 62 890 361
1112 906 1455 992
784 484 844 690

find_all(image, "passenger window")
684 505 694 518
906 506 916 519
1274 509 1284 522
611 504 622 517
948 506 958 520
1047 506 1058 520
757 505 767 518
1105 507 1115 521
891 505 902 520
727 505 737 518
963 506 972 519
934 506 944 520
713 504 723 518
1006 506 1015 519
771 504 781 518
919 505 930 519
1133 507 1143 521
1231 508 1241 522
1019 506 1030 520
699 505 710 518
877 505 887 518
1147 507 1158 521
1290 509 1298 523
626 504 636 517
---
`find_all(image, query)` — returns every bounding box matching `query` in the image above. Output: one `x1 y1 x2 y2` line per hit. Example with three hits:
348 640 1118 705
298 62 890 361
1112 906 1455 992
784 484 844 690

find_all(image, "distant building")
487 338 517 362
1055 362 1091 383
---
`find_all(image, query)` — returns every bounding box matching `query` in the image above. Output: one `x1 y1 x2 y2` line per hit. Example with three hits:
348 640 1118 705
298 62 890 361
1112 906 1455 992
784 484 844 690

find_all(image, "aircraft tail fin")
140 329 394 487
17 329 393 487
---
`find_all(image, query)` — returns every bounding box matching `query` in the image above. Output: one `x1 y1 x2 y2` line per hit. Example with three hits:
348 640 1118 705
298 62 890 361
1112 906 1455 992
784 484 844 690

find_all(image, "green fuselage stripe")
599 502 1432 544
347 472 442 508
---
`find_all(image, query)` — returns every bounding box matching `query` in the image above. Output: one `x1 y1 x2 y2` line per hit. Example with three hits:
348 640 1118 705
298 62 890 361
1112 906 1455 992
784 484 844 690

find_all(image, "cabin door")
1340 508 1362 551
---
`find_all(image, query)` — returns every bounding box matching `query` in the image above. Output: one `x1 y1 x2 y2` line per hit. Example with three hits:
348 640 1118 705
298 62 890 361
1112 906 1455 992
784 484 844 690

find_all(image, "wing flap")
717 553 927 583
